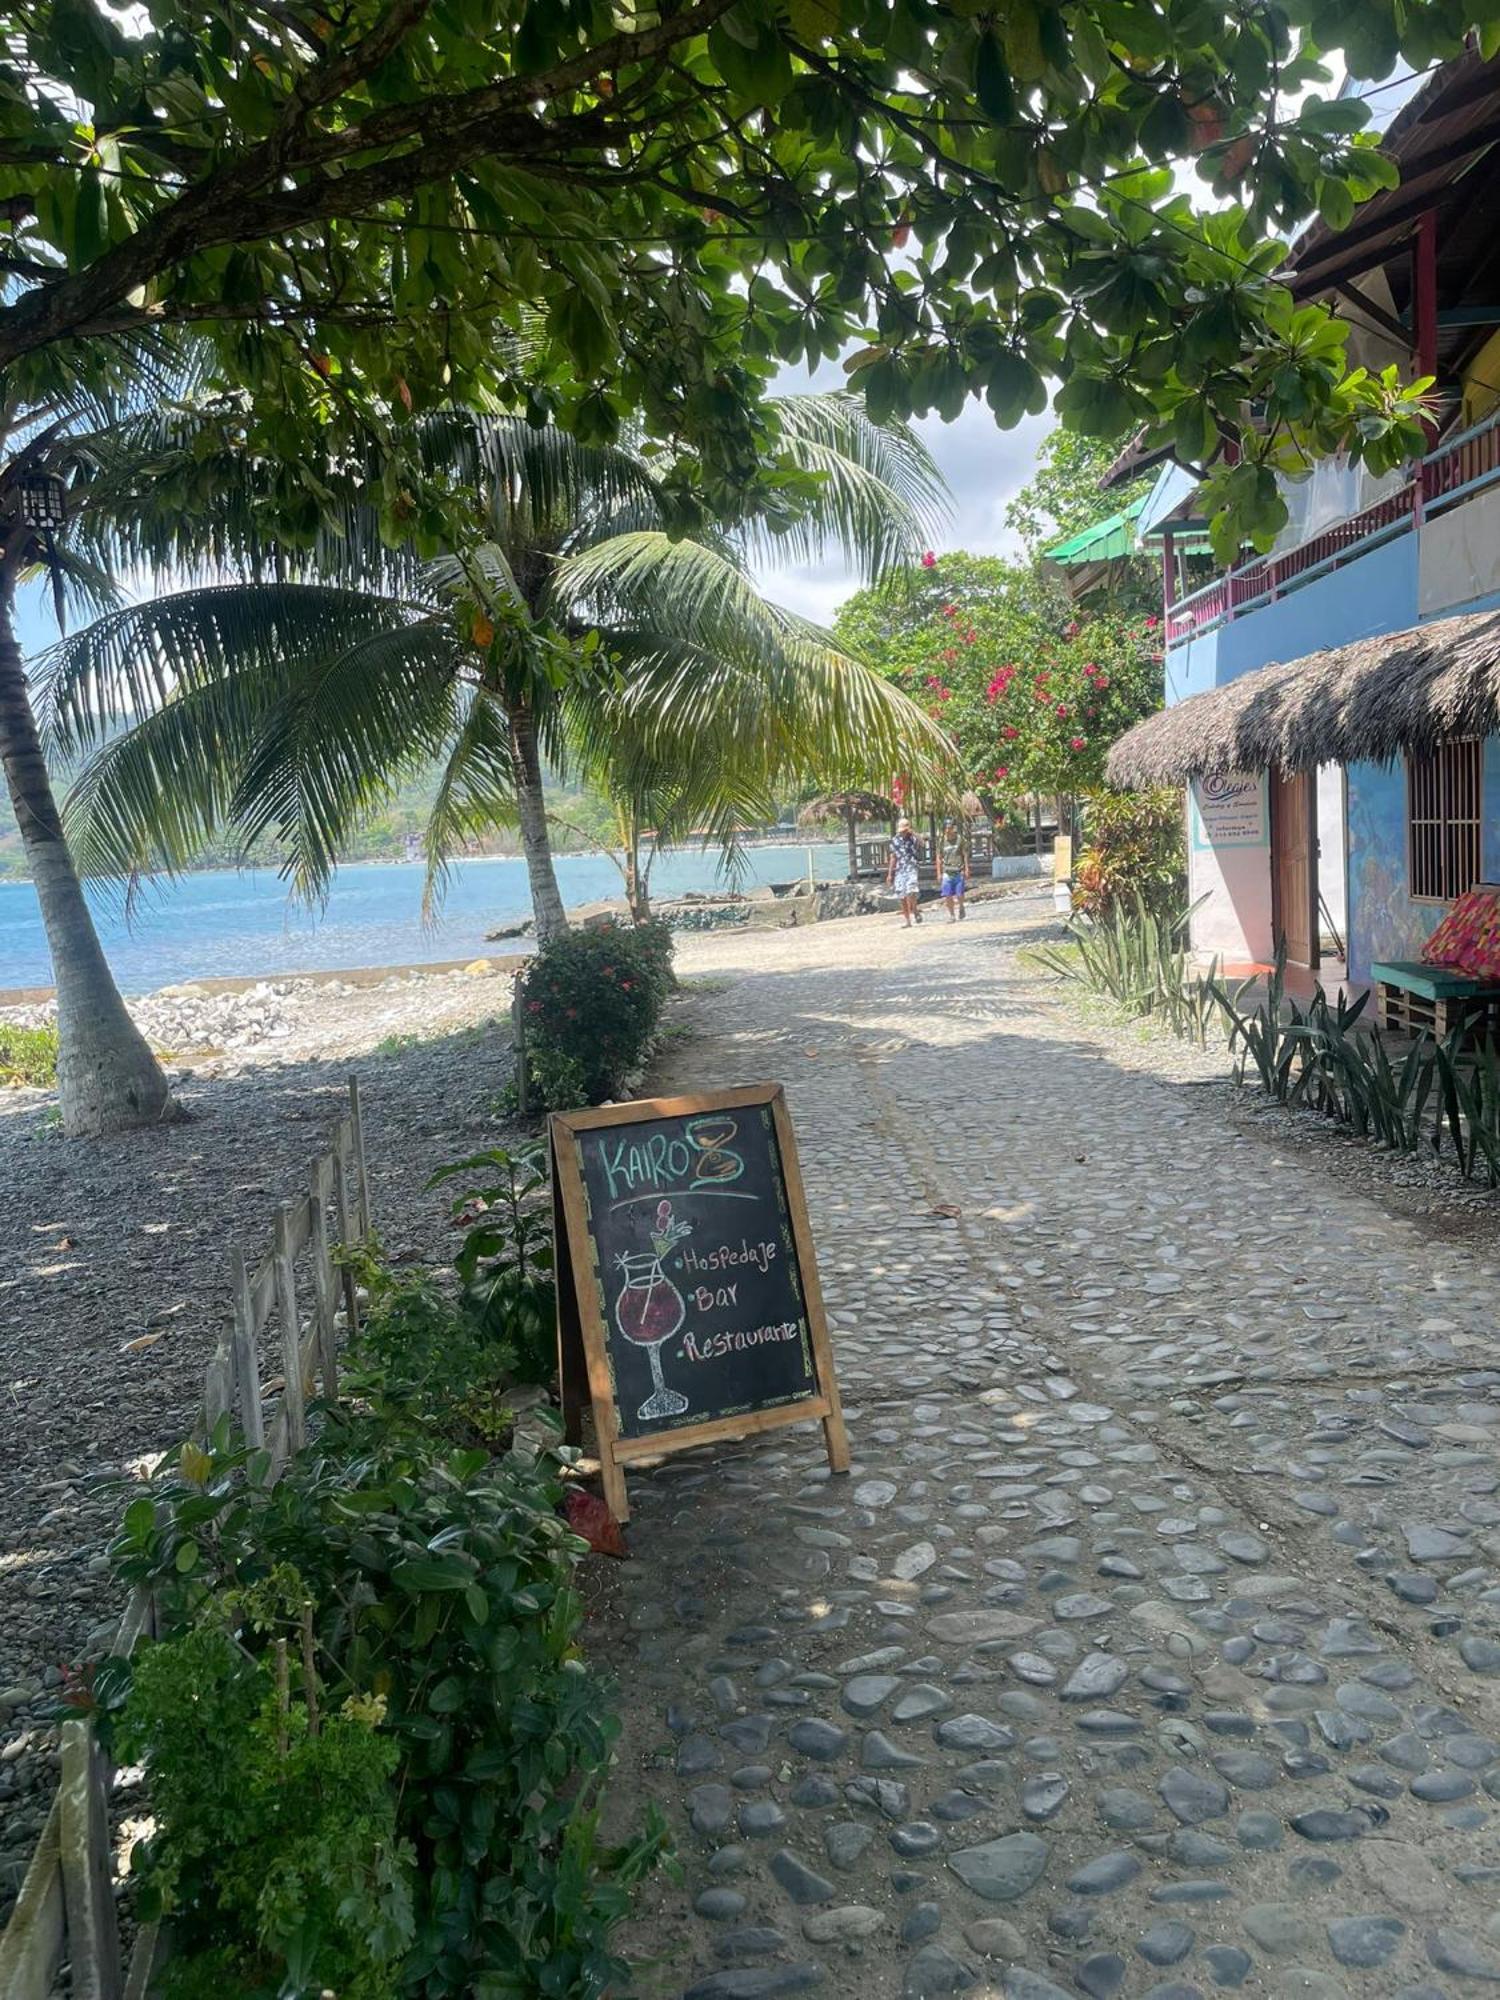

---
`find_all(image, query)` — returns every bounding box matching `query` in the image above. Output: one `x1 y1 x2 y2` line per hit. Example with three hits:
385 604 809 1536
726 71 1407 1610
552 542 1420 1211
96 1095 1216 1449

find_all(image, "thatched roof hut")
1106 608 1500 787
798 789 893 880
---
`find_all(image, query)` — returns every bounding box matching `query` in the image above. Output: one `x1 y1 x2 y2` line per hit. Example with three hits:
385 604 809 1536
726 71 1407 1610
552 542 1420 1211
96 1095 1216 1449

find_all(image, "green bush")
102 1232 669 1997
116 1623 412 2000
1072 786 1186 920
0 1020 59 1087
518 918 674 1107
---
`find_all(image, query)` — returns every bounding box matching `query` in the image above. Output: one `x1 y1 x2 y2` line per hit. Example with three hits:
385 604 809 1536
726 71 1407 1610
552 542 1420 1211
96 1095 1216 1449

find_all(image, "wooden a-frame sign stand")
550 1084 850 1523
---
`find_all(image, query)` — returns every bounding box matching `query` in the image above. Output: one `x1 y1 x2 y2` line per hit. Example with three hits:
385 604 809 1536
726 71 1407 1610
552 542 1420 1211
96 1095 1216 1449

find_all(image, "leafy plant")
117 1622 413 2000
518 918 674 1107
430 1144 557 1388
1072 787 1187 920
0 1020 59 1087
109 1408 672 1998
1028 892 1218 1041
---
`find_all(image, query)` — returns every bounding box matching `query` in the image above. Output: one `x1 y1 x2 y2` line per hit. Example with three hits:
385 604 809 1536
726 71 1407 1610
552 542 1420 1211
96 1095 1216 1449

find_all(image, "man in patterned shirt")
886 815 922 927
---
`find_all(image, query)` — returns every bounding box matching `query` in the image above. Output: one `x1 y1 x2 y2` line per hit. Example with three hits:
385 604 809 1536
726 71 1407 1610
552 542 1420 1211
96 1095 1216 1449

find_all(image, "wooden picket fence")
0 1077 372 2000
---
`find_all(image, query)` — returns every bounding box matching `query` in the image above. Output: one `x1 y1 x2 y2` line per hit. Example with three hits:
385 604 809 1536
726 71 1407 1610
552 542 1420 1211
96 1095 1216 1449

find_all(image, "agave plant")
40 397 953 944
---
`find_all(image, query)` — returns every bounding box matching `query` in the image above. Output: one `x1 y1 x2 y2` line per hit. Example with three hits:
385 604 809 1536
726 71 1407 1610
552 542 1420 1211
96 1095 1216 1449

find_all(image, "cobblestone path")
605 894 1500 2000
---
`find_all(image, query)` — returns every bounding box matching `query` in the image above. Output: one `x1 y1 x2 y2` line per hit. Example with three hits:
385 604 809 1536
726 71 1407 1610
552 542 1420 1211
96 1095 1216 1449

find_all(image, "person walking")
887 814 923 926
939 817 968 922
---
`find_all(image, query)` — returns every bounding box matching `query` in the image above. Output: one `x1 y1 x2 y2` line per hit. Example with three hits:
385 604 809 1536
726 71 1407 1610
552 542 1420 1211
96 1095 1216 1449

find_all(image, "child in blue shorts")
939 819 967 922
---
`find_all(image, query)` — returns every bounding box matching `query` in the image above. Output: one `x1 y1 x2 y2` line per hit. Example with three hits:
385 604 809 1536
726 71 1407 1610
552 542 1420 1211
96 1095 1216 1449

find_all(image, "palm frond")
552 533 803 667
50 584 463 903
35 584 425 754
740 392 951 581
418 687 518 920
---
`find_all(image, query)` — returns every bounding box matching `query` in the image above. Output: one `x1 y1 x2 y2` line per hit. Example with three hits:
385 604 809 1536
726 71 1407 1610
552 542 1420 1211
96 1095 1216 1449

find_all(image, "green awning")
1043 495 1146 565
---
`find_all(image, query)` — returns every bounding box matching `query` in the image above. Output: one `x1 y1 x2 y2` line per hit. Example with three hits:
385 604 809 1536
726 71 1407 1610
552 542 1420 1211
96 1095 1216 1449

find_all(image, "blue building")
1106 48 1500 991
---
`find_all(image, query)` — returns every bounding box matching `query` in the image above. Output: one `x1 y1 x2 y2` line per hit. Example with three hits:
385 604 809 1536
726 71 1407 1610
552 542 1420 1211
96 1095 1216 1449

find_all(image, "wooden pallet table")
1371 960 1500 1041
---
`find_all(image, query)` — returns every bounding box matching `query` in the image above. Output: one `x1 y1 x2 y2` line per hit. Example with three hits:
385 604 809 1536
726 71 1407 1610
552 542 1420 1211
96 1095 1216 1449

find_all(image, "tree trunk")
845 808 857 883
0 587 174 1136
622 809 652 923
506 699 568 942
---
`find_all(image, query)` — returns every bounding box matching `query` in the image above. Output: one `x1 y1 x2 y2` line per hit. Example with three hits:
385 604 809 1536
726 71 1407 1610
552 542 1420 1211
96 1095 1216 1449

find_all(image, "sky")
751 363 1053 626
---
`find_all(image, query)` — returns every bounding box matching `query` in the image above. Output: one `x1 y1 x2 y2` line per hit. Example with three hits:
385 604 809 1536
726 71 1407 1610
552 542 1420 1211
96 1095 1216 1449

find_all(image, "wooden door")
1270 767 1318 968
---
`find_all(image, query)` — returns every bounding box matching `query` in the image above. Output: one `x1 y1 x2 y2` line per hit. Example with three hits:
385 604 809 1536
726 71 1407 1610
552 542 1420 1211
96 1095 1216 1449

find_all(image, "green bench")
1371 960 1500 1041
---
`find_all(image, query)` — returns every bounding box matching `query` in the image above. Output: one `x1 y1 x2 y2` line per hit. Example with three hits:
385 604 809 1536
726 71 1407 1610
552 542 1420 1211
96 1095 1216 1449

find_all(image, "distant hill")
0 755 618 882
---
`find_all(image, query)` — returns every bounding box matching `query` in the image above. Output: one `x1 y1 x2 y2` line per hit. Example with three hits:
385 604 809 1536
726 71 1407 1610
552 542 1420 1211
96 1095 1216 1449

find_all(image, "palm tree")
40 399 952 940
0 348 186 1136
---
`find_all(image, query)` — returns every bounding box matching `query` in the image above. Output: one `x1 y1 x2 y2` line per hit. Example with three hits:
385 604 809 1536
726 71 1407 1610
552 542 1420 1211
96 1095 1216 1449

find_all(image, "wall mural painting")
1345 759 1432 979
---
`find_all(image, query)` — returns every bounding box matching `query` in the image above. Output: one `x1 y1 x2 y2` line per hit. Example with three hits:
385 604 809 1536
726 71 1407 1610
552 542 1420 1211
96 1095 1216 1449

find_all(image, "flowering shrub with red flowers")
516 918 675 1108
834 550 1163 807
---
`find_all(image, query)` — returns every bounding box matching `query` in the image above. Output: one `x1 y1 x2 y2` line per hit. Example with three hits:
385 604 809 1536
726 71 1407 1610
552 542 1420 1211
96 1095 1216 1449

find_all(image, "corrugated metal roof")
1043 497 1145 564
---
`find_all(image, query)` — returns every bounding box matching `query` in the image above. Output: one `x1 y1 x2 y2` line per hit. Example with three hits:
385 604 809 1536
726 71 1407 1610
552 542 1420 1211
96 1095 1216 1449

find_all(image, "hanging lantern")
19 471 66 530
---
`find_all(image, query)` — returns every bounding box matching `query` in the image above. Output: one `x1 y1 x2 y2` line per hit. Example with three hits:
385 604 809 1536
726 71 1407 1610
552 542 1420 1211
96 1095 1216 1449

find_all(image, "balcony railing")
1165 408 1500 645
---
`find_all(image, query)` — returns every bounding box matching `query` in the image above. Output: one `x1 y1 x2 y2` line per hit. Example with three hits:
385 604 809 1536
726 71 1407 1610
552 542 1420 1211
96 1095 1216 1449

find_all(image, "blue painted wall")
1165 535 1419 703
1346 736 1500 979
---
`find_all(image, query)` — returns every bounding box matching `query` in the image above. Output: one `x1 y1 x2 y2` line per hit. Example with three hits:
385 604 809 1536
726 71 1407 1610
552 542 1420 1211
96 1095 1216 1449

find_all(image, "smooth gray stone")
696 1888 749 1920
1327 1916 1405 1967
893 1684 953 1724
842 1674 900 1717
679 1732 725 1774
824 1821 874 1870
1204 1946 1251 1987
1211 1750 1278 1790
890 1821 941 1857
1244 1903 1319 1956
1001 1973 1075 2000
802 1905 883 1943
901 1902 942 1944
1290 1807 1371 1841
1099 1787 1156 1830
936 1714 1015 1753
1077 1954 1128 1999
683 1966 824 1999
845 1776 910 1820
770 1848 836 1906
789 1719 848 1760
739 1801 787 1837
1461 1637 1500 1674
1068 1850 1141 1895
692 1785 736 1837
790 1774 840 1808
1137 1921 1194 1966
1235 1811 1282 1850
1160 1766 1229 1823
863 1729 926 1770
1061 1654 1129 1701
1021 1773 1068 1821
1427 1927 1500 1980
715 1927 792 1960
948 1832 1049 1902
904 1945 977 1997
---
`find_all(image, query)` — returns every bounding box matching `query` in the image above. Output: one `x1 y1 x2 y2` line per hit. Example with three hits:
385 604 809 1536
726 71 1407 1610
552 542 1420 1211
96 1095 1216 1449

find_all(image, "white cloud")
752 364 1053 625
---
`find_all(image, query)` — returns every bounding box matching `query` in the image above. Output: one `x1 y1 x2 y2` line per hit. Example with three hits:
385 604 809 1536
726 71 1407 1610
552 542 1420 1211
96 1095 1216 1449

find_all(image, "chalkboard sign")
550 1084 849 1521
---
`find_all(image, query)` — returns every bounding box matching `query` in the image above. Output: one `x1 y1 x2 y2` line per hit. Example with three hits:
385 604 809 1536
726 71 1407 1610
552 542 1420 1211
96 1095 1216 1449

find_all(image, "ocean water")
0 844 848 994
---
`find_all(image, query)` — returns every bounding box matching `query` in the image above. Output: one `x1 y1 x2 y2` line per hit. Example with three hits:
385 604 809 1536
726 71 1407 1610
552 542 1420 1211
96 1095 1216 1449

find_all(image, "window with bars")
1407 739 1484 902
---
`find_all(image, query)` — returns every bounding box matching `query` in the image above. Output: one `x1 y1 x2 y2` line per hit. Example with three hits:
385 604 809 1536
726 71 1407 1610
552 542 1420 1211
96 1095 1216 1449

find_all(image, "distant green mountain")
0 756 619 881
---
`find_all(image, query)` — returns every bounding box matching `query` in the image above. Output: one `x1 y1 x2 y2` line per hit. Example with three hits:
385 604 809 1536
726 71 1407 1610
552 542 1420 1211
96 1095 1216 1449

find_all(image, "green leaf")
173 1539 199 1573
464 1585 490 1625
391 1554 477 1592
974 31 1015 126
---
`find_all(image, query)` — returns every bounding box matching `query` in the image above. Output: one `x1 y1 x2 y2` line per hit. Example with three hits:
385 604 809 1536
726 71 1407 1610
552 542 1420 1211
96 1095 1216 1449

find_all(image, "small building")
1106 47 1500 986
1108 613 1500 983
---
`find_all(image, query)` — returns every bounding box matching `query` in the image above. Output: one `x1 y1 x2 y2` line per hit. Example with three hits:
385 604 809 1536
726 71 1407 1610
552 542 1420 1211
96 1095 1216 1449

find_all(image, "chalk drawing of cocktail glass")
614 1199 693 1421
